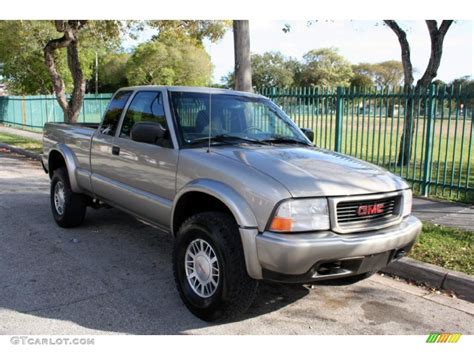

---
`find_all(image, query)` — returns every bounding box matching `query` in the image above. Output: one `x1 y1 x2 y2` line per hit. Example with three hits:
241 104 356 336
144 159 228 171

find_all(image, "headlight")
402 189 412 217
269 198 330 232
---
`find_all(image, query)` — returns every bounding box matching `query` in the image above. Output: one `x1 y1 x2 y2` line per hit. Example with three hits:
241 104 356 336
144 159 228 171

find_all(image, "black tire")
50 167 87 228
173 212 259 321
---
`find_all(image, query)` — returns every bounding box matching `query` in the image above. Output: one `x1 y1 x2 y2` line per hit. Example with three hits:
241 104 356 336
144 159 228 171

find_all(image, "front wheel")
173 212 258 321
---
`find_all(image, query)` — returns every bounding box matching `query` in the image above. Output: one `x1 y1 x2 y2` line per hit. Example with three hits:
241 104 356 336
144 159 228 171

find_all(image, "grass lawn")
409 223 474 275
0 132 42 153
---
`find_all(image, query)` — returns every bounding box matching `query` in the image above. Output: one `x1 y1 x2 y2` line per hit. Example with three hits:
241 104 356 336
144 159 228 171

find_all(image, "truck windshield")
169 91 309 147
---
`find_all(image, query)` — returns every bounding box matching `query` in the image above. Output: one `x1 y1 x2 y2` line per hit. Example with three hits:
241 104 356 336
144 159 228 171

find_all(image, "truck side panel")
43 123 96 193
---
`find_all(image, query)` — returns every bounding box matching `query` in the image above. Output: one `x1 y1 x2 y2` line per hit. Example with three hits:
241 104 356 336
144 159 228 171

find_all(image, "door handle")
112 146 120 156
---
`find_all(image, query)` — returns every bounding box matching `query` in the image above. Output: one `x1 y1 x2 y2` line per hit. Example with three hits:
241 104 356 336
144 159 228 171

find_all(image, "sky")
127 20 473 85
203 20 473 84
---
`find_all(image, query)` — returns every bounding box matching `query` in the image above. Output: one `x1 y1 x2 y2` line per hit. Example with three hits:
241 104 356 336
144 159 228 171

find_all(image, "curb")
0 142 41 161
382 257 474 302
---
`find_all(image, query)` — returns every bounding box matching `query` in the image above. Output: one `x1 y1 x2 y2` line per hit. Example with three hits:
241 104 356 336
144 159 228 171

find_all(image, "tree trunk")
383 21 414 88
43 20 87 123
417 20 453 88
398 88 416 166
233 20 252 92
384 20 452 166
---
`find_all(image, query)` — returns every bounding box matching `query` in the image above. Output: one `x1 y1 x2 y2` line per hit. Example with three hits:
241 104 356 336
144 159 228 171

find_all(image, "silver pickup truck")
42 86 421 320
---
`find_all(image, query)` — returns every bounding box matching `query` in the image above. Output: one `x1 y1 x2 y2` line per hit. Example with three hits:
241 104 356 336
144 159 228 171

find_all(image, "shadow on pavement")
0 186 308 334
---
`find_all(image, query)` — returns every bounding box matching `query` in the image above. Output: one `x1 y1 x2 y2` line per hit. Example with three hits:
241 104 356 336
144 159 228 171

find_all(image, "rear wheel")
50 167 87 228
173 212 258 321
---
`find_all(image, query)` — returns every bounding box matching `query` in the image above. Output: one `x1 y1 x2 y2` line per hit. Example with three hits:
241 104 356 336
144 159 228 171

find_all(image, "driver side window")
119 91 171 147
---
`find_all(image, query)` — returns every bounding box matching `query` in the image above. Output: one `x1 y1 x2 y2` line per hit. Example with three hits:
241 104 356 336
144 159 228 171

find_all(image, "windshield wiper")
261 137 311 145
188 134 269 145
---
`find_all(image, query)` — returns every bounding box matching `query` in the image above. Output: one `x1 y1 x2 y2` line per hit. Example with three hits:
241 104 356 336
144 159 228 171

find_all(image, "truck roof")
118 85 266 99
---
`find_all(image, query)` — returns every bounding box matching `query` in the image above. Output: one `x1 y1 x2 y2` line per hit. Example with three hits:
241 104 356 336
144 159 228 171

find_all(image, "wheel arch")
47 144 81 193
171 179 258 237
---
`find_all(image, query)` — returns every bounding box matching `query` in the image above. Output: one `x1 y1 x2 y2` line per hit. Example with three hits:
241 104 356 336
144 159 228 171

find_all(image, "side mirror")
131 121 167 144
300 128 314 143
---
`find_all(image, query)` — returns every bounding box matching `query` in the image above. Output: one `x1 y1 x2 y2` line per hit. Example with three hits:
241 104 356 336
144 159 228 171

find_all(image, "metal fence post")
335 86 344 152
421 84 436 196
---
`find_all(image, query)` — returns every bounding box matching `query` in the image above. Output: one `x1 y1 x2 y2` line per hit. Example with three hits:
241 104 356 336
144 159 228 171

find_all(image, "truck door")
93 89 179 229
90 90 133 205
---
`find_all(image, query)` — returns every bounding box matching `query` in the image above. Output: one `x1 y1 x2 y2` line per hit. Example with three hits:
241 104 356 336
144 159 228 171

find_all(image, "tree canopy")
351 60 404 89
97 52 130 93
0 20 122 95
223 51 297 89
0 20 230 96
125 36 212 87
300 48 353 87
146 20 231 45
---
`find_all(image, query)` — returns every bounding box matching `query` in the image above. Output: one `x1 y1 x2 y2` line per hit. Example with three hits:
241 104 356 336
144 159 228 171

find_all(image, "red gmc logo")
357 203 384 216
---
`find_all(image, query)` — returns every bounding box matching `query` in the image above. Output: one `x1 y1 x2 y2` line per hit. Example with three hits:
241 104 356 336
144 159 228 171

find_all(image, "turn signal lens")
270 217 293 232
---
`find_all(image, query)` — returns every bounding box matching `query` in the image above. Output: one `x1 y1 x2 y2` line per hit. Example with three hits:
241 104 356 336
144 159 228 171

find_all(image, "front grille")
335 195 401 232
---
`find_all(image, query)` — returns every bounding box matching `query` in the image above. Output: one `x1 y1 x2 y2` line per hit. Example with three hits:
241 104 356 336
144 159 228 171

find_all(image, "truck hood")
213 146 408 197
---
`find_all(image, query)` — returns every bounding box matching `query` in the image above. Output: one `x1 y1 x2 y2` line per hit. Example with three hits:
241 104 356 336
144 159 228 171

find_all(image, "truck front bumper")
246 215 421 283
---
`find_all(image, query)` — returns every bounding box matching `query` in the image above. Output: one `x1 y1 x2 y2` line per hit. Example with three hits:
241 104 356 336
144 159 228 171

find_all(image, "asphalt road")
0 150 472 335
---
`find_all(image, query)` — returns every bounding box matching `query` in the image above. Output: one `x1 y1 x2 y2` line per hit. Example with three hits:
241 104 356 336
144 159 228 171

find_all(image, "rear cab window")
99 90 132 136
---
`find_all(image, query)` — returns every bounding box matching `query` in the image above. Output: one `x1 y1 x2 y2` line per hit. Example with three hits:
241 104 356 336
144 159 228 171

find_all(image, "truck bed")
42 122 97 174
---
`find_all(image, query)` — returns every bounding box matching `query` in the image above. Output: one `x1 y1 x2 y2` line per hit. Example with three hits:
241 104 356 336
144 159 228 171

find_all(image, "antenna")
207 92 212 153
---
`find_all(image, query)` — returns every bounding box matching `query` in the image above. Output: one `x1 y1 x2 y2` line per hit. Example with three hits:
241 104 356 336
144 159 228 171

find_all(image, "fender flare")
171 179 258 234
48 143 81 193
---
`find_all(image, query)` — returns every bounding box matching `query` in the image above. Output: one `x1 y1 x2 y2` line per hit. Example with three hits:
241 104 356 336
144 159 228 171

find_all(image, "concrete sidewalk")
0 124 43 141
412 197 474 232
1 124 473 232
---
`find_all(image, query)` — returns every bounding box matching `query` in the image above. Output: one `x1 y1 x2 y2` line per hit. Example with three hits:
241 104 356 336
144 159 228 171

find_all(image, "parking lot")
0 151 473 335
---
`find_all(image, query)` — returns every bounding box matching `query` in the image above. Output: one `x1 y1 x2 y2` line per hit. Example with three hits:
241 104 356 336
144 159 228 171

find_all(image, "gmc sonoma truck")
42 86 422 320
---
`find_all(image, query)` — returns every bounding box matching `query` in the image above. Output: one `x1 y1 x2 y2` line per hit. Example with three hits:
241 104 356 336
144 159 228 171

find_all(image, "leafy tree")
97 52 130 93
432 79 447 86
350 73 374 89
351 61 403 88
223 51 296 89
252 52 295 88
0 21 67 95
285 58 305 86
300 48 353 87
146 20 231 45
0 20 123 96
0 20 228 122
125 36 212 86
450 76 474 109
43 20 125 123
372 60 404 87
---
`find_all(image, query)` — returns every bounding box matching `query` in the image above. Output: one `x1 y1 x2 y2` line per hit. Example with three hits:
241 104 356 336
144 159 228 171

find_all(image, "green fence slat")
449 86 461 198
464 110 473 195
434 87 446 195
457 103 468 197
